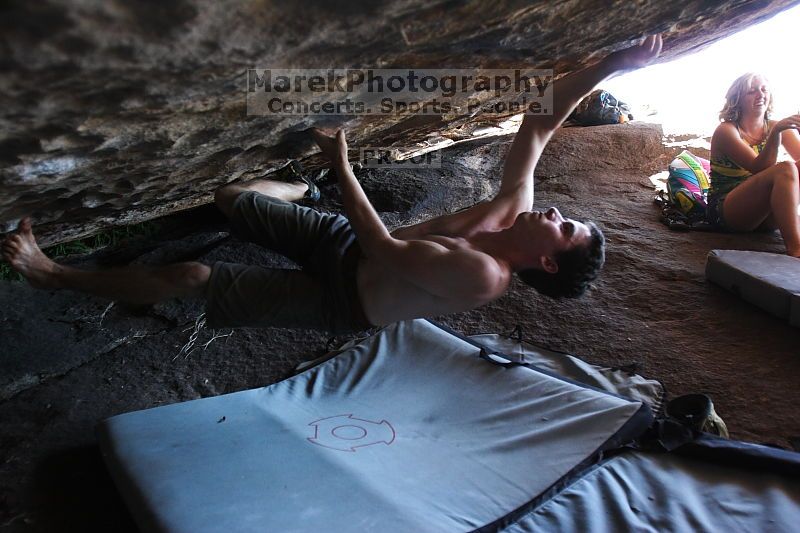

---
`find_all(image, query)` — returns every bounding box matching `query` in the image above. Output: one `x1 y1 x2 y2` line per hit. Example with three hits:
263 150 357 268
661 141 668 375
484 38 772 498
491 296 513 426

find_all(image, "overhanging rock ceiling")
1 0 797 245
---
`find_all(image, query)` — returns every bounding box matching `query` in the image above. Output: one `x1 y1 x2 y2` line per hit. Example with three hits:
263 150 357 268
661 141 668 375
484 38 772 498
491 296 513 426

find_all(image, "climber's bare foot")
1 218 61 289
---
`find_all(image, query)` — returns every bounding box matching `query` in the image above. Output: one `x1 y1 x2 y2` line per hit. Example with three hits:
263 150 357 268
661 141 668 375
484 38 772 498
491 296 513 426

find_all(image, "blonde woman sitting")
708 73 800 257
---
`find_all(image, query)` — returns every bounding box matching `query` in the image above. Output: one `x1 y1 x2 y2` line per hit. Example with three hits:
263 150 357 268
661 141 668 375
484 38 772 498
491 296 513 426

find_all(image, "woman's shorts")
706 191 730 230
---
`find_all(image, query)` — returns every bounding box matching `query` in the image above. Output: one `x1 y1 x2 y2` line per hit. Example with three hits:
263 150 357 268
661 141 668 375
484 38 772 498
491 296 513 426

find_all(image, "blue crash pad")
97 319 649 533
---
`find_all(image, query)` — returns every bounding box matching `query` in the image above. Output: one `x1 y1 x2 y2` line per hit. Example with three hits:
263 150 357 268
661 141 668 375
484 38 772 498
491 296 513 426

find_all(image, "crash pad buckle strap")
479 349 525 368
504 324 524 342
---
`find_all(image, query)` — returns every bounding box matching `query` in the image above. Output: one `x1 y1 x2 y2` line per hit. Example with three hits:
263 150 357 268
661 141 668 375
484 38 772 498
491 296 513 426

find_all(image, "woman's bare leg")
722 161 800 256
1 219 210 304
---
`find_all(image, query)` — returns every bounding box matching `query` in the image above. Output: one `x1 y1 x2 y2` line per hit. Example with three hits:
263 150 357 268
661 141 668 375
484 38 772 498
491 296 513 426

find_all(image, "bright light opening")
603 5 800 136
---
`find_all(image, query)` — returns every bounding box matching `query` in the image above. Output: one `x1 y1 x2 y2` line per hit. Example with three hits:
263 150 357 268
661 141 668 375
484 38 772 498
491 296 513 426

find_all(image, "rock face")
1 125 798 529
1 0 798 245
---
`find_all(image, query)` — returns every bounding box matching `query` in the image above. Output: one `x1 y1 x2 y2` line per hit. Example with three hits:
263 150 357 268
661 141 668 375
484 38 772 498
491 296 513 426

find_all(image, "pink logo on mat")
308 414 396 452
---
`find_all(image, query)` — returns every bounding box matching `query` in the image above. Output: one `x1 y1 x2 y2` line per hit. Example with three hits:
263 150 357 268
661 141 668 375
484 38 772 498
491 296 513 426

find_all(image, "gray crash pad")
469 333 665 414
502 449 800 532
97 319 650 533
706 249 800 328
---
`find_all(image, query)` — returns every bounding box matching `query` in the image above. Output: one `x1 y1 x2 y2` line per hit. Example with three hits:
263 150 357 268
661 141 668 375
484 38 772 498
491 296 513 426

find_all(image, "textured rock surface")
1 124 798 530
1 0 799 246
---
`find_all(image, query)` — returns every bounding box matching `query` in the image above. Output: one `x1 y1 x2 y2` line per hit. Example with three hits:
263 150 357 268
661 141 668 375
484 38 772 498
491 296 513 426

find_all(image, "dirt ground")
1 123 798 531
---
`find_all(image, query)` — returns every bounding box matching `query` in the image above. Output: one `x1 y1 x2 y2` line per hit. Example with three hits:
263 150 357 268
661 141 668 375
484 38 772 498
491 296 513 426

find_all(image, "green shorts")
706 191 730 230
205 192 372 334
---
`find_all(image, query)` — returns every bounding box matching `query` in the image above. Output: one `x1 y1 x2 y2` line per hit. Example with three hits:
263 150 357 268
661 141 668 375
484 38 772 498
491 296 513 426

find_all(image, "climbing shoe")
275 160 321 202
666 393 729 438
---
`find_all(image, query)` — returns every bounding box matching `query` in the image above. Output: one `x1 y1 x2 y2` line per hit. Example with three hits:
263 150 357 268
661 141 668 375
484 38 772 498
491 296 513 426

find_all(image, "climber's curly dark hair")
516 222 605 298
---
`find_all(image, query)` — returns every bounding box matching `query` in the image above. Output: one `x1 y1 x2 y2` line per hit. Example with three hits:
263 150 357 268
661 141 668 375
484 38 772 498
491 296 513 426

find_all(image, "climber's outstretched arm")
495 35 663 213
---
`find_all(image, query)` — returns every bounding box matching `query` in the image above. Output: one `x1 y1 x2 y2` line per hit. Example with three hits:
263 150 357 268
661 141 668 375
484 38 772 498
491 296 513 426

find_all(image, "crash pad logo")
307 414 396 452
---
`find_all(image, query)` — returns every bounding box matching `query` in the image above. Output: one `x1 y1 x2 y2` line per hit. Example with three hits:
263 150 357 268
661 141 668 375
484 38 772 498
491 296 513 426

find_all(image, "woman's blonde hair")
719 73 773 123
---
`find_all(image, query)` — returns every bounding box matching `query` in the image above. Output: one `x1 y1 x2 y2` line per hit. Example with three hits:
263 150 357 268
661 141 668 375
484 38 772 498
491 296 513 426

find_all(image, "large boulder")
1 0 797 245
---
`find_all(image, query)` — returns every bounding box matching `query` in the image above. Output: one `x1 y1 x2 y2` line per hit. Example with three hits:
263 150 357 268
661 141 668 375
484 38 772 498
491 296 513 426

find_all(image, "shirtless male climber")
2 35 662 335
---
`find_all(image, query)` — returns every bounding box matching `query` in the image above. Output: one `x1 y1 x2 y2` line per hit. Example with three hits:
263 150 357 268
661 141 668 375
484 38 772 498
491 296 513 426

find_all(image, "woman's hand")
605 34 663 72
311 128 348 164
772 114 800 134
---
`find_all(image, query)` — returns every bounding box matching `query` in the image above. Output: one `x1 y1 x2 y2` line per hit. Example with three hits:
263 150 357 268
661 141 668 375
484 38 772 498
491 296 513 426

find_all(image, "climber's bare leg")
214 179 308 219
1 218 209 304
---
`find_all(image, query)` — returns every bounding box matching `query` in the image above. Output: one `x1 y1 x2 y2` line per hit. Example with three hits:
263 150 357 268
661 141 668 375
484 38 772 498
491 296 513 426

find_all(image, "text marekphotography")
246 69 553 116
